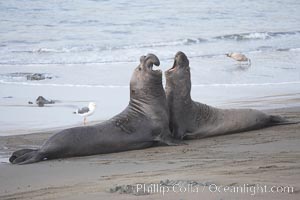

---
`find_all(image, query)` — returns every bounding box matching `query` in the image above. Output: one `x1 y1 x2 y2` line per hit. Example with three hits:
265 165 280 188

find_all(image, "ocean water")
0 0 300 135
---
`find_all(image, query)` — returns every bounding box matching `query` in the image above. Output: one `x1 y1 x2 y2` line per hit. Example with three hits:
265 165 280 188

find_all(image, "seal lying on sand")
10 54 178 164
165 51 296 139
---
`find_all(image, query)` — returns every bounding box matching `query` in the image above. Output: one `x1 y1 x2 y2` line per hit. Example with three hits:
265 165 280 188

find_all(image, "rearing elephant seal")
10 54 177 164
165 51 295 139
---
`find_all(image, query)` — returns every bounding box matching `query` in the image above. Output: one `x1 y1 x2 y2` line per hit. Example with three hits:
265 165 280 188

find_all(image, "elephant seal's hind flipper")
9 149 37 163
12 150 44 165
269 115 300 126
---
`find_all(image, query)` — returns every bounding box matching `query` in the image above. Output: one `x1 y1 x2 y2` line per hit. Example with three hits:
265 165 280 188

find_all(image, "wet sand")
0 106 299 199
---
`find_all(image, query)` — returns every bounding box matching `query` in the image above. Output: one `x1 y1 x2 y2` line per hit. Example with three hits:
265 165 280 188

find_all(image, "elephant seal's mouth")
148 62 161 73
167 59 177 72
141 54 162 74
166 51 189 73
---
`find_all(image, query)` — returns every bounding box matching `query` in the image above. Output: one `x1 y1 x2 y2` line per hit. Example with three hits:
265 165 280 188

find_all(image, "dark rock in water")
28 101 33 104
26 73 52 81
35 96 55 107
3 96 13 99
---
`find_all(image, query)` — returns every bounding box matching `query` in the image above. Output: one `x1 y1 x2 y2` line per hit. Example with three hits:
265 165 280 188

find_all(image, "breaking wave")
5 31 300 55
0 80 129 88
1 30 299 65
214 31 300 41
193 81 300 87
9 38 207 54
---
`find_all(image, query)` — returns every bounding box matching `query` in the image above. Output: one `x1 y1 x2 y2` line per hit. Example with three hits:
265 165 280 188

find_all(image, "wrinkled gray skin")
10 54 176 164
165 51 291 139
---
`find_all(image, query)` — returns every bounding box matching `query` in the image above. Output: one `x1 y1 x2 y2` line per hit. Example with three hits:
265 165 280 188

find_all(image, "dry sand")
0 107 299 200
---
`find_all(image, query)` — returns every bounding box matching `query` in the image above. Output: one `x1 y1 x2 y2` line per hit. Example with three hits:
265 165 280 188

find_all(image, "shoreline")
0 106 299 199
1 93 299 137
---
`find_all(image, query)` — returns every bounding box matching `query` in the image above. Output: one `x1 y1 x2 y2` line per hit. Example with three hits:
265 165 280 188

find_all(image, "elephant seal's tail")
9 149 44 164
269 115 300 126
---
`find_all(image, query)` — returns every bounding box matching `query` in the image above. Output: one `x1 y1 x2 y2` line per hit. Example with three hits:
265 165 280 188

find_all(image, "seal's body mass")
165 51 291 139
10 54 174 164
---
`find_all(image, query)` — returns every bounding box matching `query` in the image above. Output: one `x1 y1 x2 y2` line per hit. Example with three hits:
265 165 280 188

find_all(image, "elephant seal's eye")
138 67 141 71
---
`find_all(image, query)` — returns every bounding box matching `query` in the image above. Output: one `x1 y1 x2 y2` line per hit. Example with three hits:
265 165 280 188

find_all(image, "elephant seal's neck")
129 79 168 115
165 74 193 107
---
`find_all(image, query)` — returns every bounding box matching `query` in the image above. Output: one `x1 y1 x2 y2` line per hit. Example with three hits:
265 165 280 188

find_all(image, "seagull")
226 53 251 65
73 102 96 125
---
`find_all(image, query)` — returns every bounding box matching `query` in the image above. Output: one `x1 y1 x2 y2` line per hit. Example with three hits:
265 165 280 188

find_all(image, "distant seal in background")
35 96 55 107
26 73 53 81
10 54 178 164
165 51 296 139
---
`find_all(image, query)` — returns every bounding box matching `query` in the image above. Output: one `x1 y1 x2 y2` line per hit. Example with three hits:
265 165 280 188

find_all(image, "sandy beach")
0 106 299 200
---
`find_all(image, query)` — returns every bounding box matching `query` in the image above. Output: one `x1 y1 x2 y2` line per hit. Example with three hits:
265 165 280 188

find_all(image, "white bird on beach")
73 102 96 125
226 52 251 65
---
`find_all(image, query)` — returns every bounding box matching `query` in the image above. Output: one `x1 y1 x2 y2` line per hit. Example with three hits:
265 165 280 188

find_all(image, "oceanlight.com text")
136 183 294 196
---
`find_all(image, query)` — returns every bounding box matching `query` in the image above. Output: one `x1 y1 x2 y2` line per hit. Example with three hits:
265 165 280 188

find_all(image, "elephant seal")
165 51 295 139
35 96 55 107
10 54 177 164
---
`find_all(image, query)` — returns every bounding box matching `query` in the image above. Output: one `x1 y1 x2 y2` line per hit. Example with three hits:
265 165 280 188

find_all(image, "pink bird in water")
226 52 251 65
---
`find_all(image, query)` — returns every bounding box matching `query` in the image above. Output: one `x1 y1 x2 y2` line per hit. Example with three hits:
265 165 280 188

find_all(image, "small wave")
275 47 300 52
34 48 66 53
0 59 139 65
59 19 101 25
255 46 300 53
2 45 300 66
288 47 300 52
0 80 129 88
109 38 207 50
0 73 54 81
12 47 81 54
214 31 300 41
6 31 299 56
9 38 207 54
4 40 40 45
193 82 300 87
1 80 300 88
